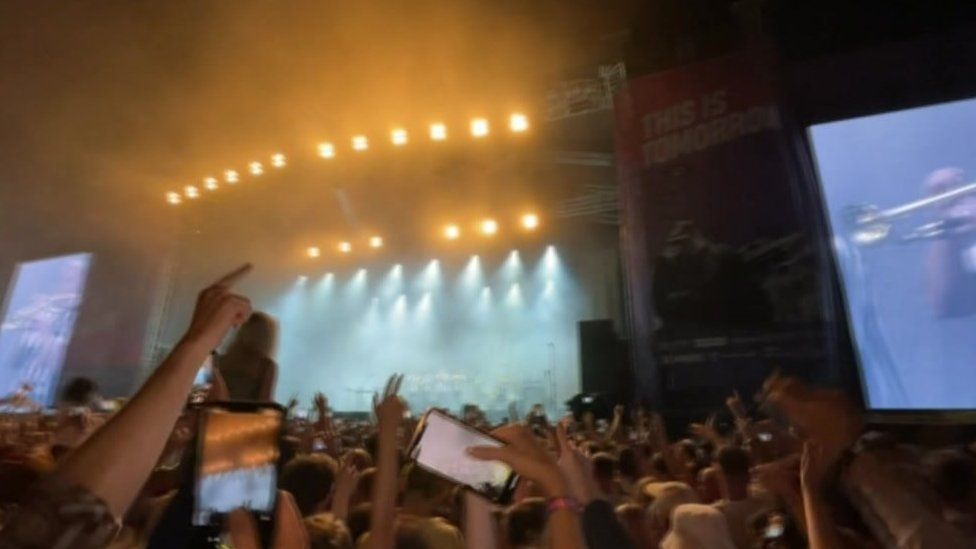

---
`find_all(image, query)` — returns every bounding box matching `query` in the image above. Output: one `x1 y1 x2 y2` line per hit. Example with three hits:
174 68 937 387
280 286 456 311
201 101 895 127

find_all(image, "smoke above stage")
265 246 585 416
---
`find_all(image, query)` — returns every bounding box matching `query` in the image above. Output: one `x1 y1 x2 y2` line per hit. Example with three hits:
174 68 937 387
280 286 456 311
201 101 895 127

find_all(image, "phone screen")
408 410 515 501
193 405 283 527
194 355 214 387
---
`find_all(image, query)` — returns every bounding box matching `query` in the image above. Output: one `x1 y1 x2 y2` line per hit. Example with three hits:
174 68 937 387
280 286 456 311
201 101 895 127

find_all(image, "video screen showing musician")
810 98 976 410
0 254 90 405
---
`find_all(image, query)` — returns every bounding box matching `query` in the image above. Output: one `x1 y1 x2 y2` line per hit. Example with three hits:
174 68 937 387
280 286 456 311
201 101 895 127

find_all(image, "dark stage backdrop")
614 50 840 412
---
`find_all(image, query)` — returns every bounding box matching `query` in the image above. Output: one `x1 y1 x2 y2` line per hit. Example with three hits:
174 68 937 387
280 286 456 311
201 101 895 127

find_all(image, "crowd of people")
0 264 974 548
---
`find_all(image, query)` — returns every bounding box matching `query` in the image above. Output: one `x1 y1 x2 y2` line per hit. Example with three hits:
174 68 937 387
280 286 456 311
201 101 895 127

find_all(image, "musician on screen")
923 167 976 318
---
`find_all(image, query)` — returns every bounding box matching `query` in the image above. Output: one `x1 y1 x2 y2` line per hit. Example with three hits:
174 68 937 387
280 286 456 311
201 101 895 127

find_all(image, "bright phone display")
408 409 517 501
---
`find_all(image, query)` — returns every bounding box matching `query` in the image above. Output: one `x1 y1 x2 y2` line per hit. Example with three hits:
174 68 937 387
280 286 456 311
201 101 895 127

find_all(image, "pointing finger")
213 263 253 289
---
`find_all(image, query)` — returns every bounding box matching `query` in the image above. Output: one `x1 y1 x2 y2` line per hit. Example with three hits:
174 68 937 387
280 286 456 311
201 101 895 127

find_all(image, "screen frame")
0 252 93 406
192 400 286 530
805 99 976 421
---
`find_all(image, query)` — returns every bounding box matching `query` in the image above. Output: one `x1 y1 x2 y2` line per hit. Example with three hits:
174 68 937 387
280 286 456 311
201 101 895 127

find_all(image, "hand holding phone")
192 401 284 547
407 410 517 502
466 423 570 499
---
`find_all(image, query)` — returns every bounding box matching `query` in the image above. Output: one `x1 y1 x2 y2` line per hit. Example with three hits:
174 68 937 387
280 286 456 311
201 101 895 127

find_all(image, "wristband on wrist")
546 496 582 515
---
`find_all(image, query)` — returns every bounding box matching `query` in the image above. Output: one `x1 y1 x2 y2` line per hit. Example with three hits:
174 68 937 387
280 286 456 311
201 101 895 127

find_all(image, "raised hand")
313 392 329 417
752 454 801 500
800 441 832 492
613 404 625 420
373 374 406 427
330 453 361 521
184 264 253 351
285 394 299 415
726 390 749 421
689 413 720 443
467 423 568 498
555 419 599 503
763 375 862 464
226 491 308 549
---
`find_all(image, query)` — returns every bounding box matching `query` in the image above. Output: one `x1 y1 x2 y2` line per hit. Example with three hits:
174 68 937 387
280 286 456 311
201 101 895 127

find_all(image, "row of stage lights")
166 113 531 206
304 213 540 259
294 245 560 285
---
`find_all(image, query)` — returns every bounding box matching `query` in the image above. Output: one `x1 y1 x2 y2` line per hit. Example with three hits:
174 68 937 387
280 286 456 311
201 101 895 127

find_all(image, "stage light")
271 153 286 168
203 177 219 191
510 113 529 132
318 142 336 158
184 185 200 199
506 282 522 306
225 170 239 184
391 128 408 146
444 224 461 240
418 291 432 313
393 294 407 317
521 213 539 230
352 135 368 151
297 275 308 284
418 259 441 291
430 123 447 141
166 191 182 205
338 241 352 253
542 245 560 279
479 219 498 236
249 161 264 176
461 255 482 288
306 246 321 259
369 236 383 249
470 118 489 138
393 264 402 276
503 250 522 281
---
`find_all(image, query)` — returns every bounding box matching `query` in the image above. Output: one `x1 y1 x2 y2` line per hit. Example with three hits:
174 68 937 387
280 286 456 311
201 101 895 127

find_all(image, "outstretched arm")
55 264 253 517
369 374 405 549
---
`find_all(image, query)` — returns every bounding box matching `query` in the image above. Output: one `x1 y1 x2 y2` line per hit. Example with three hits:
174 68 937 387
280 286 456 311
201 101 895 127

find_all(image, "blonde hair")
227 311 278 358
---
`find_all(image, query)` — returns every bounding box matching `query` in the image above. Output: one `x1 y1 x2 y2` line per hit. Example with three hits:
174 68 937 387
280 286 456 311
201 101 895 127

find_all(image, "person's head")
401 463 454 511
926 448 976 512
280 454 337 517
592 452 619 486
346 503 372 544
60 377 98 407
503 497 548 548
715 446 751 500
619 447 640 481
351 467 376 506
229 311 278 357
304 512 353 549
650 452 672 481
644 481 700 532
661 503 736 549
616 502 652 548
346 448 373 471
393 518 432 549
924 167 966 196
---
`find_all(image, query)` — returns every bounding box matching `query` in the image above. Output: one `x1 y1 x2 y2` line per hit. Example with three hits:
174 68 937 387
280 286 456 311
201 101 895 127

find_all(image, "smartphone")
192 401 284 546
757 432 773 442
194 355 215 387
408 409 517 502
